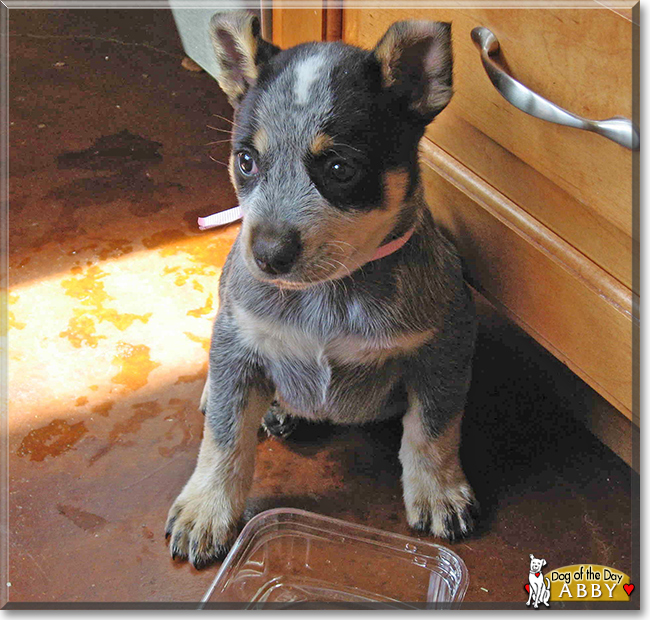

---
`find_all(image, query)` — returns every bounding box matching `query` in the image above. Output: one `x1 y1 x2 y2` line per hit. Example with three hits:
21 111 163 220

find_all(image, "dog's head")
210 12 453 288
529 554 547 573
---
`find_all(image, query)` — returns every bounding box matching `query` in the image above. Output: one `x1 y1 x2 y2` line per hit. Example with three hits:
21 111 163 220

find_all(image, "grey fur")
166 13 477 567
213 200 474 435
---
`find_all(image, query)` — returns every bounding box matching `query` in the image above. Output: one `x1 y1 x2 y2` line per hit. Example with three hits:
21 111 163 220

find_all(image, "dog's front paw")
404 478 478 541
165 486 236 569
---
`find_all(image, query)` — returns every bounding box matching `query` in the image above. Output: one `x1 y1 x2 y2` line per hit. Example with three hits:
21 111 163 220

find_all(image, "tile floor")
5 8 637 608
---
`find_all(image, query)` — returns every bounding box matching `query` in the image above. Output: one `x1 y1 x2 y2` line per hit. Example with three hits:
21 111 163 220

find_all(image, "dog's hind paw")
405 482 478 541
261 401 299 438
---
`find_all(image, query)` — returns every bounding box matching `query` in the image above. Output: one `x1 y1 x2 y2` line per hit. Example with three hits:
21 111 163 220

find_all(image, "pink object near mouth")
197 206 243 231
197 206 415 263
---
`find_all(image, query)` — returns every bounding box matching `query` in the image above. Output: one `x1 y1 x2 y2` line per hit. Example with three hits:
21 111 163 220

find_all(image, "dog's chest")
232 303 432 418
233 303 381 366
233 303 431 366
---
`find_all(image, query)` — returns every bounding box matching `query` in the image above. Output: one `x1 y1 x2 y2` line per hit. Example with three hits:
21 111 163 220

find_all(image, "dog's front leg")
532 585 541 608
526 581 534 606
165 312 272 568
399 394 476 540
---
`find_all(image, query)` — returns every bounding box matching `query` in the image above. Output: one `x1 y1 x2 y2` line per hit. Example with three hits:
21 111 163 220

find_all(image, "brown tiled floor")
5 8 637 608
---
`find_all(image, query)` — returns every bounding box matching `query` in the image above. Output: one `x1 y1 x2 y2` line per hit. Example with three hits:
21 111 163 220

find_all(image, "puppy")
166 11 477 569
527 555 550 608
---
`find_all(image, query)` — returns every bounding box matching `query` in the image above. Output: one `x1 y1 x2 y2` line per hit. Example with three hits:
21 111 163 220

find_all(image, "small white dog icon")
526 554 550 608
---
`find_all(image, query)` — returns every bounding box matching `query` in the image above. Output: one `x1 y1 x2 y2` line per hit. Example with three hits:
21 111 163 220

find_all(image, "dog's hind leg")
165 313 273 568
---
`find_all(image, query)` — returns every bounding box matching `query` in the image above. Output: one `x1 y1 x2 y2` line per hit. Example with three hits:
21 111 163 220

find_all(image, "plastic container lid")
202 508 469 609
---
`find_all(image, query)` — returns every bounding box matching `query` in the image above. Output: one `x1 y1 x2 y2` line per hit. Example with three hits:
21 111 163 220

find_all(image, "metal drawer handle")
471 26 639 151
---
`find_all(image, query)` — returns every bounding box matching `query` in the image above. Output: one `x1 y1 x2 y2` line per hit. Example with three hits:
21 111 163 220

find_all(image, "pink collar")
370 225 415 261
198 207 415 263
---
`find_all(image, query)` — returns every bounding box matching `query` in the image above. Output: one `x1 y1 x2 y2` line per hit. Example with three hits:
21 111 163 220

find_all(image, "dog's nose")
251 226 302 275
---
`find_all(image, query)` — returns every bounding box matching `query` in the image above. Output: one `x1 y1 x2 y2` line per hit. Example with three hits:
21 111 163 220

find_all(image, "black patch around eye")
306 148 382 211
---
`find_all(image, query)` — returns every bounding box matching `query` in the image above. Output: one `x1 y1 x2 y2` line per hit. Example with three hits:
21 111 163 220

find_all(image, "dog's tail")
545 577 551 590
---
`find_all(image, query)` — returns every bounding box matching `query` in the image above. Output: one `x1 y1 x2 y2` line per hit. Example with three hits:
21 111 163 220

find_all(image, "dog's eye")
237 151 258 176
327 158 357 184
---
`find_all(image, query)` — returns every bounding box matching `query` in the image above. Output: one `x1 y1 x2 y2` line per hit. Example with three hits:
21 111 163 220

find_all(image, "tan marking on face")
253 127 269 154
327 168 409 269
228 153 236 188
383 168 409 213
277 168 409 285
310 132 334 155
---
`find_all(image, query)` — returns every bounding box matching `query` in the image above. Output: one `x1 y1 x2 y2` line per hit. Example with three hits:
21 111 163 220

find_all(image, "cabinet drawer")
419 139 634 420
343 6 636 292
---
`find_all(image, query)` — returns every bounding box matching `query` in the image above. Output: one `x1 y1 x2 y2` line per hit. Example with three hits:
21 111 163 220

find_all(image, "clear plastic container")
201 508 469 609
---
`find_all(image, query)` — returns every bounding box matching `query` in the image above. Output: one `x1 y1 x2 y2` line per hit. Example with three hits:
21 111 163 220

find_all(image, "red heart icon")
535 572 540 577
524 584 530 594
623 584 635 596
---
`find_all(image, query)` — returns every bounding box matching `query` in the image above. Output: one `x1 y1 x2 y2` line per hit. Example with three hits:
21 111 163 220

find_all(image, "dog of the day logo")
524 555 634 606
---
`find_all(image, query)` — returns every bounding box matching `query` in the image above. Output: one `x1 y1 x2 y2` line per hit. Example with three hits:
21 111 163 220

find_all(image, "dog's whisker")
321 243 365 275
205 139 232 146
206 124 234 135
208 155 229 167
323 239 360 255
330 256 351 275
212 113 243 130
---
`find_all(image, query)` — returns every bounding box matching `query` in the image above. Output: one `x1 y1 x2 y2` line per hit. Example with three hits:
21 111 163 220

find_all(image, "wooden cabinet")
271 4 638 464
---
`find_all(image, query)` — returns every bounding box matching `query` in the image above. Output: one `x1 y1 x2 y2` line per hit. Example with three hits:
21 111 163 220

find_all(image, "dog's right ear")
530 554 534 560
210 11 280 107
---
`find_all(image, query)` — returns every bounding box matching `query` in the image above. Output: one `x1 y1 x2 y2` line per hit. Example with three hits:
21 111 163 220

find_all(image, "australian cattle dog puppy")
166 11 477 568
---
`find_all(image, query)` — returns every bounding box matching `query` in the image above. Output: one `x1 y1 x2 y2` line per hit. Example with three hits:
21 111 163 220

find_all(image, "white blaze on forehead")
293 53 328 105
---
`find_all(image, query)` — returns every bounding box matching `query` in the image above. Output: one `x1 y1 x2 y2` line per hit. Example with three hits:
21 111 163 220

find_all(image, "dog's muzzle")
250 224 302 276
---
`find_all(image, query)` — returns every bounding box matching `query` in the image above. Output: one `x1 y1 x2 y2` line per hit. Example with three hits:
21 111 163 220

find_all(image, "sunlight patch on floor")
8 225 240 436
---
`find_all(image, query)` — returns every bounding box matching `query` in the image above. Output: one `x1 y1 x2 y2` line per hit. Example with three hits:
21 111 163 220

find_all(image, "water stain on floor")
158 226 240 271
187 293 213 318
183 332 210 351
162 265 211 288
60 313 106 348
141 229 188 250
159 398 195 458
8 310 26 331
57 130 162 171
89 401 163 465
59 265 152 348
175 361 208 385
57 504 108 532
111 343 161 393
17 419 88 462
68 238 134 263
109 401 163 442
91 401 114 418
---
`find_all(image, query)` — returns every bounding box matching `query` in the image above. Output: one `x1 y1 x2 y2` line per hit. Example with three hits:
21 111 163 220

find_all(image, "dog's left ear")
542 559 547 567
210 11 281 107
373 20 453 122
